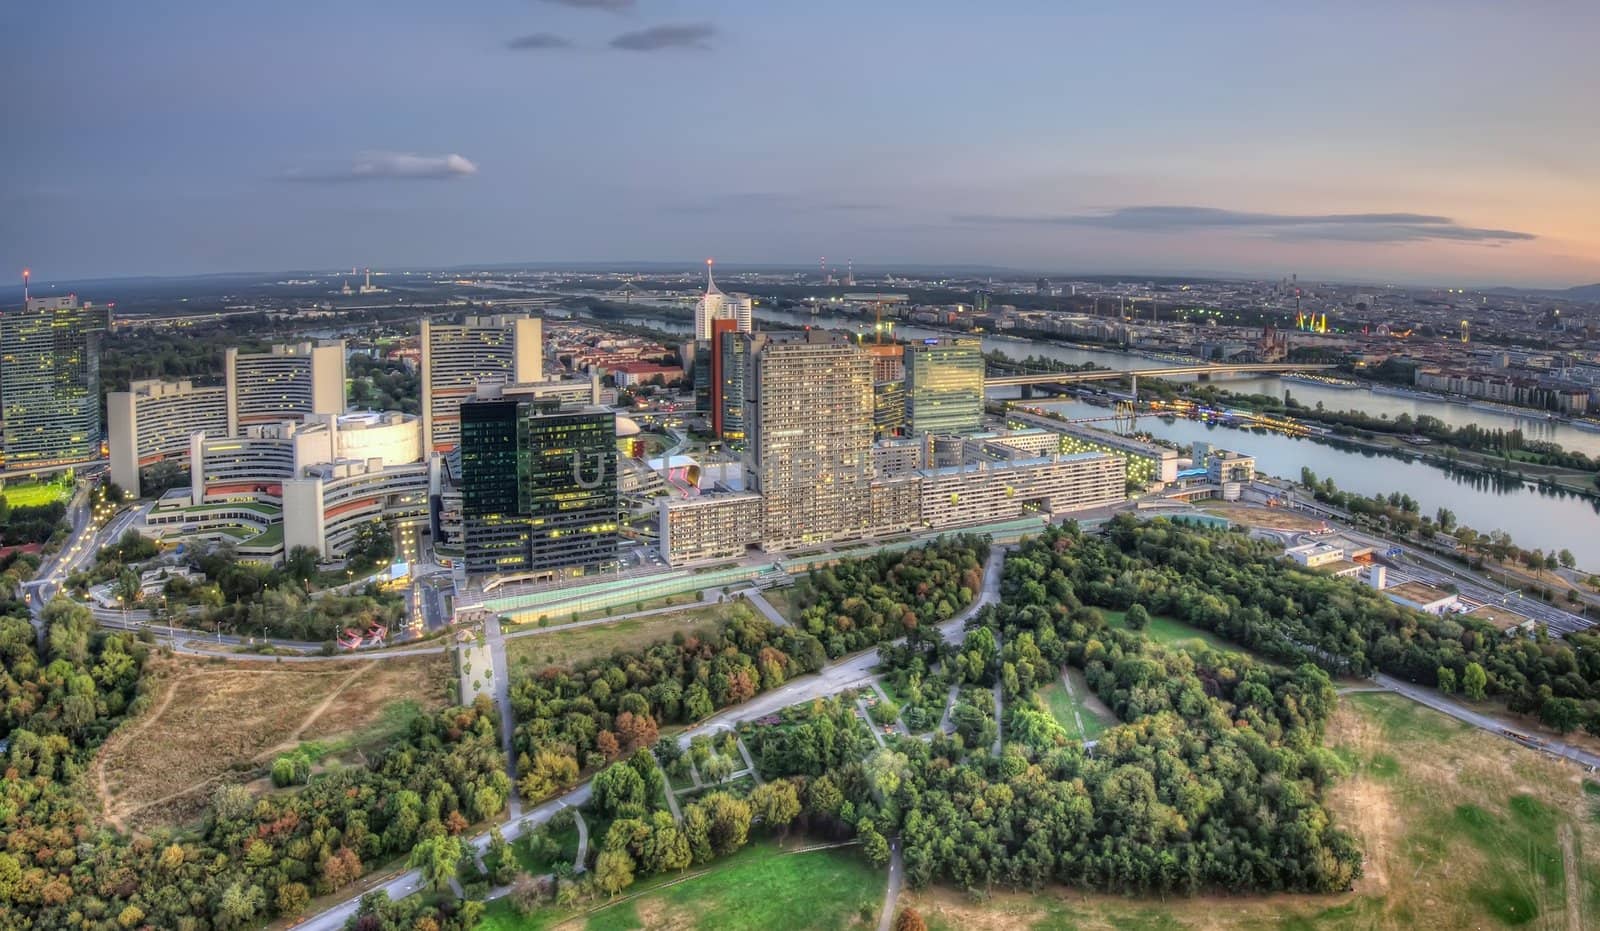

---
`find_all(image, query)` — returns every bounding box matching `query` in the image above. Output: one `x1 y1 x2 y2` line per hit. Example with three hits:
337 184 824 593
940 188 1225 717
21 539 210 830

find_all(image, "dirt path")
255 661 374 760
1559 823 1581 931
96 666 192 832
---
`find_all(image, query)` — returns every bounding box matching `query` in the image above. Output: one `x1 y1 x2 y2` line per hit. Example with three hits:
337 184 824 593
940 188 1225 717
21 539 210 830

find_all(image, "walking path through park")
743 589 791 627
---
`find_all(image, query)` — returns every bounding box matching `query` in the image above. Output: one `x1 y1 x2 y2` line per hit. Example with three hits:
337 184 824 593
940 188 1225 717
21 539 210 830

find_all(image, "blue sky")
4 1 1597 286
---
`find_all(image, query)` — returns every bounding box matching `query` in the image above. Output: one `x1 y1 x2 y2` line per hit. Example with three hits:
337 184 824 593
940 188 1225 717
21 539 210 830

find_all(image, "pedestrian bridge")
983 362 1336 387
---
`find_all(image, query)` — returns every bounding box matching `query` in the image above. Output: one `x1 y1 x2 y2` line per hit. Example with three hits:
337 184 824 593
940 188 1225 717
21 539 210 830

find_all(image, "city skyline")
5 2 1598 287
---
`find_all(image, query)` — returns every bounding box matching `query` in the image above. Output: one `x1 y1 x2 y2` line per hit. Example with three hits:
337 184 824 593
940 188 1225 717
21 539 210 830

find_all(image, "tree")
1540 697 1583 734
410 835 465 892
1436 666 1456 694
894 906 928 931
283 546 320 583
858 820 890 866
1125 603 1151 631
488 826 517 886
594 849 636 896
1558 549 1575 570
519 748 579 801
749 780 802 831
275 882 310 918
1462 662 1488 701
216 880 265 927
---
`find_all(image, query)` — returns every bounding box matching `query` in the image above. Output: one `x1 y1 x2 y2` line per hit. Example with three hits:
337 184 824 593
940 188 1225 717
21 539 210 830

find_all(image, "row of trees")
510 537 990 805
1076 516 1600 736
788 534 988 657
0 597 506 931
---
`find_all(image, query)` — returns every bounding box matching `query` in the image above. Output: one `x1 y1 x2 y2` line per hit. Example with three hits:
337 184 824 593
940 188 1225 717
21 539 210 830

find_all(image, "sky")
3 1 1598 288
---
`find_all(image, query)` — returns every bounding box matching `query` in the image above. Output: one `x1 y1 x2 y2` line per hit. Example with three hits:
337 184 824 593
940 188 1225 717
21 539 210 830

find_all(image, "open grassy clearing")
1035 667 1114 741
903 690 1600 931
759 585 802 624
1201 502 1330 532
504 607 731 673
93 652 451 832
477 840 882 931
1101 609 1245 657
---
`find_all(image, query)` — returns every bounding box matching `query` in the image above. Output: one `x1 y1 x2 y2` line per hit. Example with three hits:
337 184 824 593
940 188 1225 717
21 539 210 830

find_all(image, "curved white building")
108 379 230 497
694 260 753 340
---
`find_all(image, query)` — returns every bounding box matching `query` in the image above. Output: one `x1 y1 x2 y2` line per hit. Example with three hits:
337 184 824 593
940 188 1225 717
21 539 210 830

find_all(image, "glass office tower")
0 296 110 471
903 338 983 435
458 399 618 576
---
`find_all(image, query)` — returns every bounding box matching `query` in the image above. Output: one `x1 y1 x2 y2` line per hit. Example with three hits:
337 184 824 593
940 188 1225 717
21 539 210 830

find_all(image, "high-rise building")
873 380 906 438
0 295 110 472
458 398 617 576
904 338 984 435
421 314 543 453
107 379 230 497
743 330 873 550
694 260 753 341
225 341 346 433
713 319 746 443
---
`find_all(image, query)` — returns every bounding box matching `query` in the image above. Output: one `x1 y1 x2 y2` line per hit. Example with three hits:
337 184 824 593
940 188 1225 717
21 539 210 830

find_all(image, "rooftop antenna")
819 256 826 283
22 267 29 303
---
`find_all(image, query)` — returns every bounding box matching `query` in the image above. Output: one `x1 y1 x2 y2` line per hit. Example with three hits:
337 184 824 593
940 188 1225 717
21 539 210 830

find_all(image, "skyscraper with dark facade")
714 320 745 444
0 295 110 472
458 399 618 576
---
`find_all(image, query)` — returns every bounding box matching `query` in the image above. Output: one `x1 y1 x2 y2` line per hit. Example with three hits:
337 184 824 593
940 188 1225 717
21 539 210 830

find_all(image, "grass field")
504 607 732 673
760 586 802 624
477 840 883 931
1103 609 1263 659
0 477 71 508
1035 667 1114 742
903 690 1600 931
93 652 451 832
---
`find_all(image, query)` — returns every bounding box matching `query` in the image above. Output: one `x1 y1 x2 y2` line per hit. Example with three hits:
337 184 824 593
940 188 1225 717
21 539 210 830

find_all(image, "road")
292 544 1010 929
1374 674 1600 770
293 783 593 931
485 614 522 820
877 842 904 931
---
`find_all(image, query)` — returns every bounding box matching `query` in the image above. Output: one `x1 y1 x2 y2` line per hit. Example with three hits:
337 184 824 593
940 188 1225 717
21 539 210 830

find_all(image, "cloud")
955 205 1535 244
538 0 635 10
506 32 574 50
284 152 479 183
671 192 888 214
610 22 716 51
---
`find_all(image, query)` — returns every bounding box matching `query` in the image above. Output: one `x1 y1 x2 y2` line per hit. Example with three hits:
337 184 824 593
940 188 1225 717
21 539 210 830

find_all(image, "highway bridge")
983 362 1336 388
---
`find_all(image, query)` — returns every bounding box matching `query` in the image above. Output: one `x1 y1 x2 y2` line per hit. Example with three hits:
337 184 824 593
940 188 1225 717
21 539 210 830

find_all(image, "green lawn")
1036 669 1113 742
759 586 802 624
0 477 71 508
512 822 582 876
478 840 883 931
504 609 728 672
1102 609 1260 659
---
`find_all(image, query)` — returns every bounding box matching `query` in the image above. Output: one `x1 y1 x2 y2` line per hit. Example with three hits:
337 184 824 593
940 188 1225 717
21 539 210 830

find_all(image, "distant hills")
1562 283 1600 301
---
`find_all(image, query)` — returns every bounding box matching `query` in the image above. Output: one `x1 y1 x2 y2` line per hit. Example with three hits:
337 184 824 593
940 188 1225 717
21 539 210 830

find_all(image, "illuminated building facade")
458 399 617 576
904 338 983 436
0 295 110 471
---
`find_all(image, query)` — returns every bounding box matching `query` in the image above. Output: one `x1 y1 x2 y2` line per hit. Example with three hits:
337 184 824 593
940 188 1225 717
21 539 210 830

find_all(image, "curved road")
293 544 1007 929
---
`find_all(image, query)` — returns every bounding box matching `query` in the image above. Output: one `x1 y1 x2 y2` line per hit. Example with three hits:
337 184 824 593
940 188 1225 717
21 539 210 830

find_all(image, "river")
560 303 1600 566
1032 397 1600 570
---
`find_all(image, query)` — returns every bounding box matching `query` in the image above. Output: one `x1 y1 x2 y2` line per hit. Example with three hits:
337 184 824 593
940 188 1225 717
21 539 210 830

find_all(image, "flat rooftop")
1386 580 1454 605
